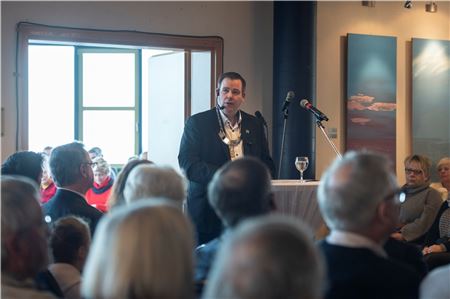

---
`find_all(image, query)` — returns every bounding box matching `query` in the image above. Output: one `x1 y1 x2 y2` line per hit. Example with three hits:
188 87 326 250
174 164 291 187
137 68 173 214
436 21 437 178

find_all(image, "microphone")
300 99 329 121
281 91 295 112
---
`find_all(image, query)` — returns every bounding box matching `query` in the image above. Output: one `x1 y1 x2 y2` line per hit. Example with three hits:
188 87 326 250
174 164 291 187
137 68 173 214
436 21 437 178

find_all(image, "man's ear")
216 88 220 97
79 164 89 178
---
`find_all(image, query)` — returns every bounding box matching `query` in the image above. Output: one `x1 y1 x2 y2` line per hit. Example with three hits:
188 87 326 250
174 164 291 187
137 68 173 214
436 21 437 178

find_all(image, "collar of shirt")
57 187 88 200
327 230 388 258
219 109 242 130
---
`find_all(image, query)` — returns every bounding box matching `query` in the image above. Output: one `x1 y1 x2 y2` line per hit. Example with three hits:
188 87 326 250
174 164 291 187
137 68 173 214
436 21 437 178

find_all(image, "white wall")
1 1 274 159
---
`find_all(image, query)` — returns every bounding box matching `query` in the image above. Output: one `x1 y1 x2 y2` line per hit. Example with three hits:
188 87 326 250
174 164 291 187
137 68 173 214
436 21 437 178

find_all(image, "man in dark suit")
178 72 275 245
194 157 274 295
317 151 422 299
43 142 102 235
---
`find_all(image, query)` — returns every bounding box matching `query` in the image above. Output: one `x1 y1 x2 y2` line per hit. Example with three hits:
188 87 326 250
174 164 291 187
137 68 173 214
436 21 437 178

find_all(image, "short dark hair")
50 142 87 187
88 147 103 158
207 157 272 228
1 151 44 184
50 216 90 264
217 72 246 93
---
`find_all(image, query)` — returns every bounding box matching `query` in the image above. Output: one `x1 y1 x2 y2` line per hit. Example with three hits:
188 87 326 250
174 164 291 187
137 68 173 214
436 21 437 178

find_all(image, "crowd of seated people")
2 145 450 299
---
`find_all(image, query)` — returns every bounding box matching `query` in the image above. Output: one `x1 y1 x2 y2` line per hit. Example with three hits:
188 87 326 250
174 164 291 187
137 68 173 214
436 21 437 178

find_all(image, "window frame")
16 22 223 150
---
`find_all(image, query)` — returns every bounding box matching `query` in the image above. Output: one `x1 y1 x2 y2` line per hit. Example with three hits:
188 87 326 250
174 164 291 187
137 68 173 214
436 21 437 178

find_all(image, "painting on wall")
412 38 450 180
346 33 397 166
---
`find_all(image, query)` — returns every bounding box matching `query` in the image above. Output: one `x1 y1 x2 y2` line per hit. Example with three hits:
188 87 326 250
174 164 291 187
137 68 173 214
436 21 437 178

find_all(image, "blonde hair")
437 157 450 171
81 200 194 299
123 164 186 205
404 154 432 179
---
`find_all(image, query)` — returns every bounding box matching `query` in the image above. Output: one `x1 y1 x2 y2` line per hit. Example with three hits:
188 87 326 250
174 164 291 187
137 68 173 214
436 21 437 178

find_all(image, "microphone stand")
316 119 342 159
278 108 289 179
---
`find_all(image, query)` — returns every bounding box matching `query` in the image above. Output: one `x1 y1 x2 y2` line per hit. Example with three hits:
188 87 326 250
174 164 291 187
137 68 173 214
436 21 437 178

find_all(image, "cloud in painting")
350 117 371 125
348 93 396 112
413 41 450 78
367 102 396 111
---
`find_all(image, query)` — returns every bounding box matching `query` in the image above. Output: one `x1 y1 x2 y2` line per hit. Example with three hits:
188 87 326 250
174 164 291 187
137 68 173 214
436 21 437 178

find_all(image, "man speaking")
178 72 275 245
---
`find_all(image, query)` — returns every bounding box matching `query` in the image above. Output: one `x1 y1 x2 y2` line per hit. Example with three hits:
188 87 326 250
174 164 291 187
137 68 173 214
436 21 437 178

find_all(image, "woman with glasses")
85 157 113 212
391 154 442 244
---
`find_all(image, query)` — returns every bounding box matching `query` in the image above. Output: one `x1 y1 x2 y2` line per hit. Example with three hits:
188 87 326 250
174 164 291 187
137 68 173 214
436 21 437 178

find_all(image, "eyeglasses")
384 188 406 204
405 168 423 175
219 87 242 96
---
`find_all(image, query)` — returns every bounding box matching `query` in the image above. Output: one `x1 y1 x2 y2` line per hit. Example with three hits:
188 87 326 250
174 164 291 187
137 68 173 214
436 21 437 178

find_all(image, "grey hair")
50 142 87 187
92 157 110 176
318 151 397 231
1 175 41 263
204 215 324 299
81 200 194 299
123 164 186 204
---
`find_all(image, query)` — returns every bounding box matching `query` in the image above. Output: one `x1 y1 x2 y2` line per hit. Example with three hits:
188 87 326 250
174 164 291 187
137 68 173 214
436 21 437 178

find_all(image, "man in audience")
317 151 421 299
43 142 102 235
195 157 274 292
203 215 323 299
1 176 55 299
1 150 44 184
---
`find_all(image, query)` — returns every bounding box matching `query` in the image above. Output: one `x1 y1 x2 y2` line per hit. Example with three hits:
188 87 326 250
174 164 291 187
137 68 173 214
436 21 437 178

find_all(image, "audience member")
42 146 53 156
41 155 56 204
107 158 153 210
317 151 421 299
422 194 450 270
43 142 103 235
195 157 274 291
419 264 450 299
430 157 450 200
48 216 91 299
1 176 55 299
392 154 442 244
81 200 195 299
85 157 114 212
203 215 323 299
88 147 103 160
123 164 186 207
1 150 44 184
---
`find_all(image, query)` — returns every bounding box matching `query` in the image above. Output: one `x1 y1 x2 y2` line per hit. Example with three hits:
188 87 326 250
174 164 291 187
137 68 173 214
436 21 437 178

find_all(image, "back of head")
50 216 91 268
1 151 44 184
123 164 186 205
318 151 397 231
1 176 48 278
107 159 153 210
208 157 272 228
204 215 323 299
50 142 87 187
82 200 194 299
88 147 103 159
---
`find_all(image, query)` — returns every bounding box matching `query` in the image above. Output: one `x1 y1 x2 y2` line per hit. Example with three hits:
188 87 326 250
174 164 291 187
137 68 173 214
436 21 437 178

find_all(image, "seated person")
422 195 450 271
48 216 91 299
430 157 450 201
203 215 323 299
81 200 194 299
1 151 44 185
85 157 114 212
391 154 442 244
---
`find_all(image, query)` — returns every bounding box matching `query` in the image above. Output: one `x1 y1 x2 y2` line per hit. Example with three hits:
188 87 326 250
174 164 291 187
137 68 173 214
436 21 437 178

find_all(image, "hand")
422 244 446 255
391 232 404 241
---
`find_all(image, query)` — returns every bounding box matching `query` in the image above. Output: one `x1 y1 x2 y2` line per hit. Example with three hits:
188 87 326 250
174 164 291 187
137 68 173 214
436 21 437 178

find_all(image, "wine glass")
295 156 309 183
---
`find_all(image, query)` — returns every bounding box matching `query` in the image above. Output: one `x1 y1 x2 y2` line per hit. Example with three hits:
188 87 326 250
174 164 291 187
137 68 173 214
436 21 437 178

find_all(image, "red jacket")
85 176 113 212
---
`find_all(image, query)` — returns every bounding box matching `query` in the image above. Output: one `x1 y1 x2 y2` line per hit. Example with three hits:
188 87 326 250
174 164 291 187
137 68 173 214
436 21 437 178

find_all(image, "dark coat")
43 188 103 235
178 109 275 244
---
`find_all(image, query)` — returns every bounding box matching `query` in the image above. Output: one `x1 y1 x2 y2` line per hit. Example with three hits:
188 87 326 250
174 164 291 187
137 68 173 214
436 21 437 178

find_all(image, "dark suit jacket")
319 240 421 299
43 188 103 235
178 108 275 244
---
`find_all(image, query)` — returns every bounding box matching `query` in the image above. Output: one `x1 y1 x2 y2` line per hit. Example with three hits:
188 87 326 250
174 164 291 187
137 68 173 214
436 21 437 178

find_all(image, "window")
18 22 223 167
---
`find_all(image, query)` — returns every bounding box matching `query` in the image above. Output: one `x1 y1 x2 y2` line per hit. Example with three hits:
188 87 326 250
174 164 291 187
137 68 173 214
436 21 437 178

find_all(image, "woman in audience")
123 164 186 208
41 155 56 203
430 157 450 200
85 157 114 212
81 200 195 299
107 159 153 210
48 216 91 299
392 154 442 244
